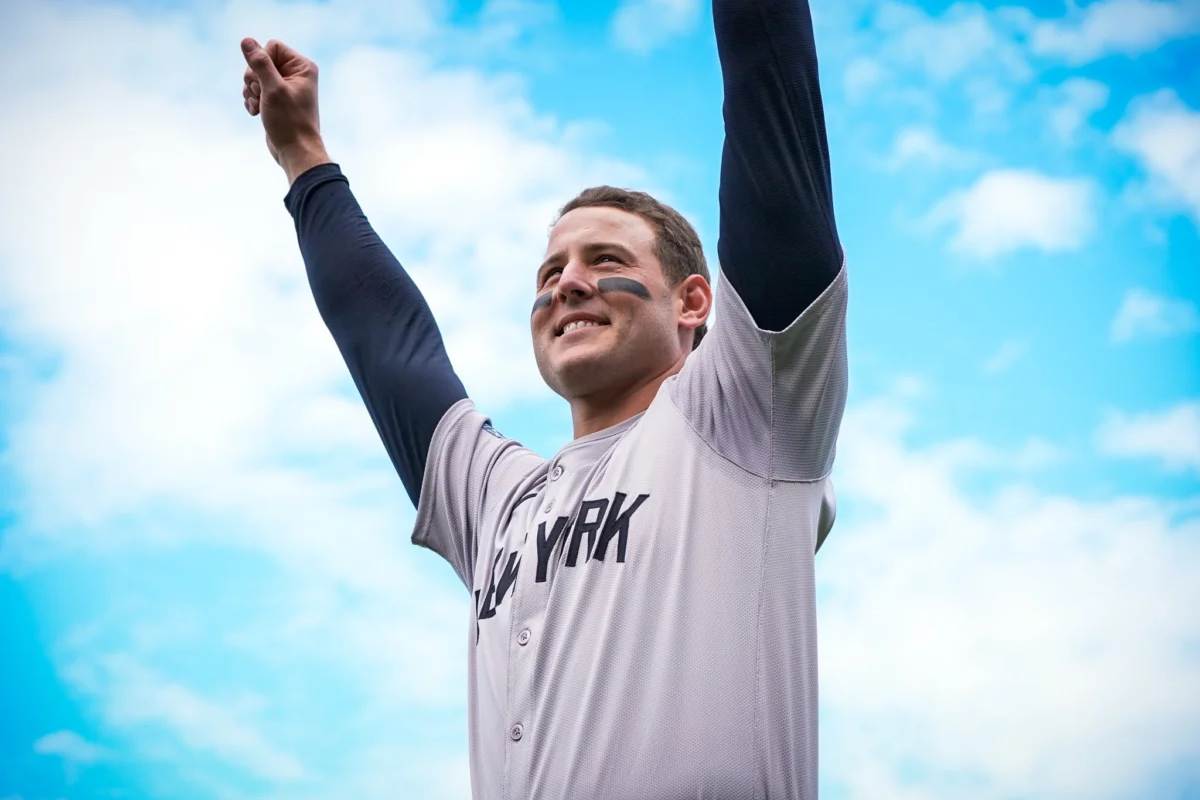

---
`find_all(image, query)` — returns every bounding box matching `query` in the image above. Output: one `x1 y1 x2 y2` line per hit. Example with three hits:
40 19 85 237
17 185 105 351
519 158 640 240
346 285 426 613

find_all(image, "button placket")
501 482 552 800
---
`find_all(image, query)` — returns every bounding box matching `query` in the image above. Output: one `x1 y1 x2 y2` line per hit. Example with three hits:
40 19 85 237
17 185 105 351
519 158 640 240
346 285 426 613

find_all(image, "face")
531 206 704 401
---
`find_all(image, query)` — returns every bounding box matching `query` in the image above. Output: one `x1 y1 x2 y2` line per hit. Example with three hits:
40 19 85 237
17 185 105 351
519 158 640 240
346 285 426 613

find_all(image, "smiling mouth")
557 320 610 337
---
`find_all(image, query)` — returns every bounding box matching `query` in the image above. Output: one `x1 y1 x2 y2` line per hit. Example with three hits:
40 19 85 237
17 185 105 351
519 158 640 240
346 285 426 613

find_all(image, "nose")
556 259 595 303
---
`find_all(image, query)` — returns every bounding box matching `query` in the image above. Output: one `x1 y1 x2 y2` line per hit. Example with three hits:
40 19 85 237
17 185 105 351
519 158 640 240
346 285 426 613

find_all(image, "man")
241 1 845 797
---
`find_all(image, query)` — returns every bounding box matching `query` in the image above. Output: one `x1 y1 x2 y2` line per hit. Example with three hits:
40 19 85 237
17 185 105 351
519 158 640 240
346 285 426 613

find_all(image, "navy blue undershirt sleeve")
713 0 843 332
284 162 468 507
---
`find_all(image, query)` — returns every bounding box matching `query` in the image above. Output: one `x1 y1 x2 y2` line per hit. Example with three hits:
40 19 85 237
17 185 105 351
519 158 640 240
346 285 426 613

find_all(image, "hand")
240 37 331 184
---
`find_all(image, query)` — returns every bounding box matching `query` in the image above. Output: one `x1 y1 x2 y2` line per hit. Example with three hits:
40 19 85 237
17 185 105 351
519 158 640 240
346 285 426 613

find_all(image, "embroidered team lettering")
535 491 648 582
474 490 650 642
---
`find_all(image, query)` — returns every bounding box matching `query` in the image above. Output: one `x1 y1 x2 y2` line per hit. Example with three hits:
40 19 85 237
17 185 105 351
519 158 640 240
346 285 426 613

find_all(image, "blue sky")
1 0 1198 798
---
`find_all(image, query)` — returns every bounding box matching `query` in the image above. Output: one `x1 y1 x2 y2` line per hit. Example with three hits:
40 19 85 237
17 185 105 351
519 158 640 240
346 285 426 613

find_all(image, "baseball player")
242 0 845 797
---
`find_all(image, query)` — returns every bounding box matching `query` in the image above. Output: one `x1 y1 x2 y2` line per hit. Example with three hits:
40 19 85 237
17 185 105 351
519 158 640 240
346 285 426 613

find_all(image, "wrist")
280 141 332 186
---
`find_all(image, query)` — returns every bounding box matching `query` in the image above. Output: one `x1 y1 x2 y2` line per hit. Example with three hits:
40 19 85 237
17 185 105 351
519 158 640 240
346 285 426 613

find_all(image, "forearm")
284 163 468 505
281 140 333 186
713 0 843 332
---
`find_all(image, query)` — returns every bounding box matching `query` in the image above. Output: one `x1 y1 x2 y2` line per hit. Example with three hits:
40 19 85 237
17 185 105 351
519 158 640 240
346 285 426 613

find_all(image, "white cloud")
922 435 1063 473
1044 77 1110 141
981 337 1030 375
610 0 699 54
1031 0 1200 63
926 169 1095 259
33 730 109 766
873 2 1031 83
1114 89 1200 223
63 654 306 783
1097 401 1200 473
471 0 559 49
1110 288 1200 342
820 388 1200 798
886 126 976 170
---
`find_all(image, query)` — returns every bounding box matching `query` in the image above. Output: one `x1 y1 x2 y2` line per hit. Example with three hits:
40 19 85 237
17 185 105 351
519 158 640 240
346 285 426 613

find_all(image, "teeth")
562 320 603 335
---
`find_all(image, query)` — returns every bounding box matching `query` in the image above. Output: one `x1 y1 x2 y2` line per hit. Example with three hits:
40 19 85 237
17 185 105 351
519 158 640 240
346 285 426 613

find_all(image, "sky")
0 0 1198 798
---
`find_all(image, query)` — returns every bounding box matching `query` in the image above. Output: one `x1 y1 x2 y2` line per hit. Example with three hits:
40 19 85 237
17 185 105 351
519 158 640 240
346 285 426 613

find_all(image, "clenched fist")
240 37 331 184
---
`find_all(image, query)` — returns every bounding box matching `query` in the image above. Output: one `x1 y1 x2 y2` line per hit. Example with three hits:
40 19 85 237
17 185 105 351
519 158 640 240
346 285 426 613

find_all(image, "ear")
675 273 712 336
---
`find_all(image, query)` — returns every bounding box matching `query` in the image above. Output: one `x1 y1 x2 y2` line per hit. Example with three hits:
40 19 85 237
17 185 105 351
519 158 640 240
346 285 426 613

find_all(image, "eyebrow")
537 241 639 282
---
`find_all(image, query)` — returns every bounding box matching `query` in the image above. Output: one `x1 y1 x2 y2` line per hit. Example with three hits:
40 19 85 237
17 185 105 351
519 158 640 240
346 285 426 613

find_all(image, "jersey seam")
663 263 847 483
754 222 778 789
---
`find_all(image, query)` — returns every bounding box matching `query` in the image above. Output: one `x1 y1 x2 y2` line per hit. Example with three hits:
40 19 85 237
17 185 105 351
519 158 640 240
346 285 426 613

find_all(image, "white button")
517 628 531 646
543 500 552 513
510 723 524 741
550 464 564 481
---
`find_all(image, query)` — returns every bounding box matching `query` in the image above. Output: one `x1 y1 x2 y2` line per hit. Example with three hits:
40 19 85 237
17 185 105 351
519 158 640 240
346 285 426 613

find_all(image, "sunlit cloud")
610 0 700 54
821 387 1200 799
1043 77 1110 141
1030 0 1200 64
925 169 1095 259
1110 288 1200 343
1114 89 1200 223
1097 401 1200 473
33 730 110 770
871 2 1031 84
885 125 978 171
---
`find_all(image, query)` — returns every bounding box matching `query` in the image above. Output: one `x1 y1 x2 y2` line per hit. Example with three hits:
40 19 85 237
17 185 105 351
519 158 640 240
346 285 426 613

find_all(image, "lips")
555 312 609 337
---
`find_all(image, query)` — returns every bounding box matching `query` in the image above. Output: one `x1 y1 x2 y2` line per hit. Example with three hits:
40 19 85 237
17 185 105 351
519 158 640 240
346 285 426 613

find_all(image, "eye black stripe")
597 277 650 299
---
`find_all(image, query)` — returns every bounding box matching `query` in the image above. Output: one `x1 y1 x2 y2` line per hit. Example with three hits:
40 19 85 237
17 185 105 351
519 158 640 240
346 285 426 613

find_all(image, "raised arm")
713 0 842 331
241 38 467 506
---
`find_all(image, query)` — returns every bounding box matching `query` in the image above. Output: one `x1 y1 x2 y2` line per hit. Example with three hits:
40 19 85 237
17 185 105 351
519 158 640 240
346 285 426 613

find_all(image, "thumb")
240 37 283 90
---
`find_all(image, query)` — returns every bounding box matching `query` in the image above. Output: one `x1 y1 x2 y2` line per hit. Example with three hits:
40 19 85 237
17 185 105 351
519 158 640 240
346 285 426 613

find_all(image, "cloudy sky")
1 0 1197 797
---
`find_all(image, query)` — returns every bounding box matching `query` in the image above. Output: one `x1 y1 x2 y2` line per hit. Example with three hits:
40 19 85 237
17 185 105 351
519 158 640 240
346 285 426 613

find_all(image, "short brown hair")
557 186 710 349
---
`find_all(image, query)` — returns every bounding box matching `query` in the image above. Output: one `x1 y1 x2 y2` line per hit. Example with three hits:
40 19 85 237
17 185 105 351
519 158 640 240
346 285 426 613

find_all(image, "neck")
568 353 687 438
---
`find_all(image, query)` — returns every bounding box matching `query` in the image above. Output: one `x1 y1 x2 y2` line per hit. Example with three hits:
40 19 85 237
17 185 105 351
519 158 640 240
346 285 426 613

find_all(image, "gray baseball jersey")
412 263 848 800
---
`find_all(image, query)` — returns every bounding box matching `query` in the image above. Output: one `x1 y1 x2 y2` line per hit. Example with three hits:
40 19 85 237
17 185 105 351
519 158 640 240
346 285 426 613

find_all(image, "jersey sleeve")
411 398 546 591
670 264 847 482
714 0 842 330
284 163 468 508
673 0 848 482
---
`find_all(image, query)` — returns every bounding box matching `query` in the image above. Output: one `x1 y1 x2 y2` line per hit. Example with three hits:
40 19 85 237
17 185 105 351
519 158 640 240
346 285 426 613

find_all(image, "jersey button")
517 628 531 646
550 464 564 481
510 723 524 742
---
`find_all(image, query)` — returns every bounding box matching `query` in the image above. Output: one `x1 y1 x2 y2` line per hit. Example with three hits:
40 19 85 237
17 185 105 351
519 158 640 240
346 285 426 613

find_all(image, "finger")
265 38 306 71
240 37 283 91
249 79 260 97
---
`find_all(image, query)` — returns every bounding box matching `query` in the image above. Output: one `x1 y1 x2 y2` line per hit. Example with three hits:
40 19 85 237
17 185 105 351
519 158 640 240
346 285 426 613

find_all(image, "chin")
543 349 615 398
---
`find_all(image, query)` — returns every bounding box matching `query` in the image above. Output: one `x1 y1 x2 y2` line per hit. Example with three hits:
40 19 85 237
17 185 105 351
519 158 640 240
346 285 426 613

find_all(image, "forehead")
545 205 656 256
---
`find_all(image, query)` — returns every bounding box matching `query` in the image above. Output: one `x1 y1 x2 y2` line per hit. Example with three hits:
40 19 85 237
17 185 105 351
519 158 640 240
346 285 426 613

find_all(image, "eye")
539 266 562 288
596 254 619 264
